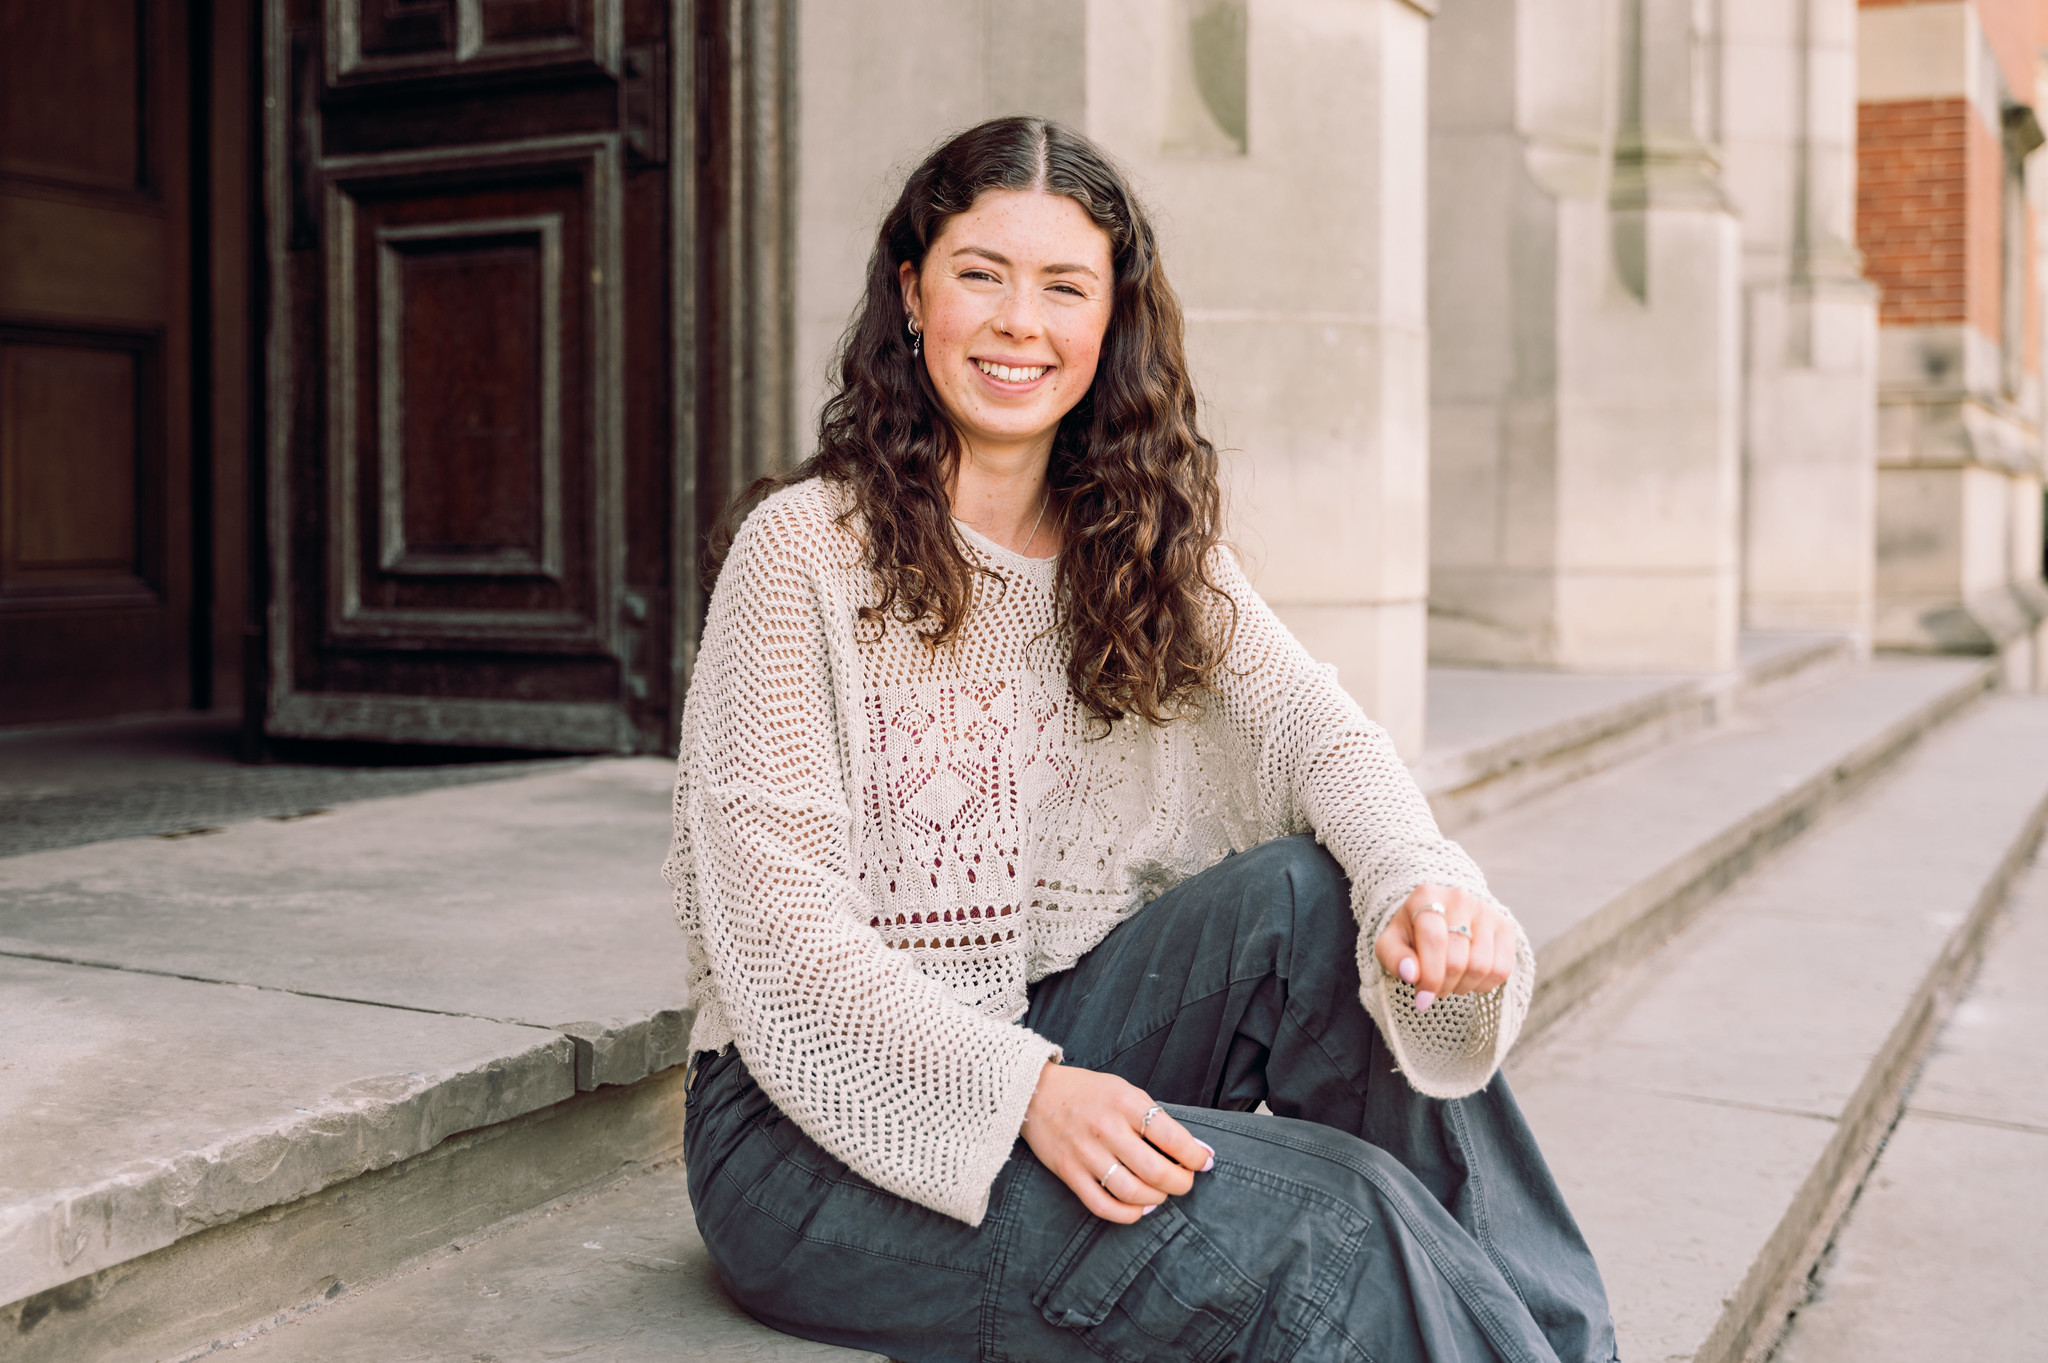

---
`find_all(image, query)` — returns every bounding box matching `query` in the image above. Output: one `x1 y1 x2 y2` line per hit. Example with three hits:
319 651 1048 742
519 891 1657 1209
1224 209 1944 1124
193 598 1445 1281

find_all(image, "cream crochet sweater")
664 479 1533 1226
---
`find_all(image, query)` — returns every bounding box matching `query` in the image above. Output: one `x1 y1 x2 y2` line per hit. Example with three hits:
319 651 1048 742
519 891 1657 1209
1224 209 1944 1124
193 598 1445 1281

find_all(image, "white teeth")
976 360 1048 383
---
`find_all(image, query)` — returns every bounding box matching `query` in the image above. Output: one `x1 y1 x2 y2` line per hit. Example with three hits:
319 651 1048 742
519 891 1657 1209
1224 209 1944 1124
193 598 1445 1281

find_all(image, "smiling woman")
668 117 1618 1363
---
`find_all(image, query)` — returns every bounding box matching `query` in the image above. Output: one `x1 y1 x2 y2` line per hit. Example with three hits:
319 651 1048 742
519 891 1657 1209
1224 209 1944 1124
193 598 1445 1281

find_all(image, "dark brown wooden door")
0 0 194 724
261 0 785 753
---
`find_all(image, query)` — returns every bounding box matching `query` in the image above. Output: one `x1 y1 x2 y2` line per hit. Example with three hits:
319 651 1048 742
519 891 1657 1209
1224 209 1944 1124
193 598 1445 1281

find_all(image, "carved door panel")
0 0 193 724
263 0 753 752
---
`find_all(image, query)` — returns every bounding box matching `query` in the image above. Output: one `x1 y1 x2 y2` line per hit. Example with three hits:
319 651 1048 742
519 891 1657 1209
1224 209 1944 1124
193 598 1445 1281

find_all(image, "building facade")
1857 0 2048 680
1 0 2043 759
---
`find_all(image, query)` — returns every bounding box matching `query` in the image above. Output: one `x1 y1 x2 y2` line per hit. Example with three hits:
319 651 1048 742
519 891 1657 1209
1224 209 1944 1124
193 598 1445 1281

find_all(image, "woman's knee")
1234 835 1350 929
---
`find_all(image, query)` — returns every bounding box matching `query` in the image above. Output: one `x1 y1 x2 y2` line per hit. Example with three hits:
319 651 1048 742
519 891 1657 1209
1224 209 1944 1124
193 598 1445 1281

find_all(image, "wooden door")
0 0 193 724
261 0 790 753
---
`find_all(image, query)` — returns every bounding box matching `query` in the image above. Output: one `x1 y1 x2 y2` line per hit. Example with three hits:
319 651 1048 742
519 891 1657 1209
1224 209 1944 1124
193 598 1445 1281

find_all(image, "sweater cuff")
1352 887 1536 1099
944 1032 1063 1227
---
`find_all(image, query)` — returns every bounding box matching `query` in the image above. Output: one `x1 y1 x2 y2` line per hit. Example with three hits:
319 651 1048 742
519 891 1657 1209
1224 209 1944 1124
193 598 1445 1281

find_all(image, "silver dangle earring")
906 318 922 357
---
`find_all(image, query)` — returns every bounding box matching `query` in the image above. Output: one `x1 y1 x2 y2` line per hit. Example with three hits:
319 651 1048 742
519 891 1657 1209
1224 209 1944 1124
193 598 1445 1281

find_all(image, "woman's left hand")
1373 884 1516 1012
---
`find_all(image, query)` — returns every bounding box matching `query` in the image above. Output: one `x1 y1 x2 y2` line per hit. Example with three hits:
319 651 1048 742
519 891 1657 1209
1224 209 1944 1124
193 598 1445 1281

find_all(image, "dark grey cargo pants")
684 835 1618 1362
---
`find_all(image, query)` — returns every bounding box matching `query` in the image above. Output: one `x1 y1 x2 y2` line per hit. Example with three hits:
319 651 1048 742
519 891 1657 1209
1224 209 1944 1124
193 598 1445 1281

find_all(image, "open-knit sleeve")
673 501 1059 1225
1201 548 1535 1096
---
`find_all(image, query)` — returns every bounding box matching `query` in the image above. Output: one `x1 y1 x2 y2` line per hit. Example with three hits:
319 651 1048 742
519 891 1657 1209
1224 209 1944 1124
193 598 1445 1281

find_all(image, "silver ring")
1447 923 1473 938
1140 1104 1162 1135
1418 900 1447 917
1100 1160 1124 1186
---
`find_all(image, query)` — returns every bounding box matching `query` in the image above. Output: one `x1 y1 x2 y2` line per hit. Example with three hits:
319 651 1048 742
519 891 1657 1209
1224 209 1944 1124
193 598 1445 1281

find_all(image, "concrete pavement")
1772 849 2048 1362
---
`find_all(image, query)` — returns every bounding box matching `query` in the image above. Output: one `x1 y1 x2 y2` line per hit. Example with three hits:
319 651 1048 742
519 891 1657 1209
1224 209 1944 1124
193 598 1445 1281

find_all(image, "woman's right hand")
1020 1060 1215 1223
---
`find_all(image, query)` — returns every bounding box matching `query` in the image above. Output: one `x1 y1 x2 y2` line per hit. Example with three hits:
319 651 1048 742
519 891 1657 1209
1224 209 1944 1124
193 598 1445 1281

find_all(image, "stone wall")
1727 0 1878 640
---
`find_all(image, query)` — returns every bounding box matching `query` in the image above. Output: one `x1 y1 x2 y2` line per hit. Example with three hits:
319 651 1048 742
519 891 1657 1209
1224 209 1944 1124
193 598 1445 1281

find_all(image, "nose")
992 281 1044 340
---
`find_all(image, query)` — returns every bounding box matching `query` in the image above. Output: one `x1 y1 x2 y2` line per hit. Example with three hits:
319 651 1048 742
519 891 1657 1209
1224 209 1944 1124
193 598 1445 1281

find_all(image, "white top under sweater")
663 479 1535 1226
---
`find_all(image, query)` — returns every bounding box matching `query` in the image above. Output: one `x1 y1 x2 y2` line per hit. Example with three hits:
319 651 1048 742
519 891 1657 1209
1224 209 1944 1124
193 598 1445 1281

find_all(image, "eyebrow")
951 246 1102 281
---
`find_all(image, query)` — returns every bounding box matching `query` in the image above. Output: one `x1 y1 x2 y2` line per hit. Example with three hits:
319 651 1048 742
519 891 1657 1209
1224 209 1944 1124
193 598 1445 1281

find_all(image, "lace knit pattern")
664 479 1535 1225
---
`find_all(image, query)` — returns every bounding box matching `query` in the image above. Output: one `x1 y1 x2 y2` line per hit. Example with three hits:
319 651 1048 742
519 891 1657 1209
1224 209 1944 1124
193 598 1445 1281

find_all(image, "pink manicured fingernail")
1415 990 1436 1012
1398 957 1419 984
1141 1205 1156 1216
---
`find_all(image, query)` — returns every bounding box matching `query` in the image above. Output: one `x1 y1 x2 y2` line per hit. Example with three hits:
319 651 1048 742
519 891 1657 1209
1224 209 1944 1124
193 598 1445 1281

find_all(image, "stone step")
1768 846 2048 1363
1459 655 1995 1039
1 1066 711 1363
206 1159 883 1363
0 761 843 1362
0 655 1993 1362
1506 693 2048 1363
1417 631 1859 834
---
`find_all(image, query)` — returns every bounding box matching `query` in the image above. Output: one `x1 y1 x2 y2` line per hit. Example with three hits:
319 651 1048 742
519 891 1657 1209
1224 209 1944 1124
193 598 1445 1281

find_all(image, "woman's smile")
972 357 1053 387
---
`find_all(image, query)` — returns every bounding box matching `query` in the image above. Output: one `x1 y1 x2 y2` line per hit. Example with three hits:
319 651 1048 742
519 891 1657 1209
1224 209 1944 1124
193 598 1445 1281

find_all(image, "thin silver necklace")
1019 491 1050 557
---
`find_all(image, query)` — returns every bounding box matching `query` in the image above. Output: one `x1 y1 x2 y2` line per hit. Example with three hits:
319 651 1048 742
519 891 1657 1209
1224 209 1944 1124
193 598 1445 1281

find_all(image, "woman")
666 117 1617 1363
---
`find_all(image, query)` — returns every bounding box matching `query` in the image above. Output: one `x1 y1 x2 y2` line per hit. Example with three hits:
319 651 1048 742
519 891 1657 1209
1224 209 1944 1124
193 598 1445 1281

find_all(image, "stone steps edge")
1422 634 1860 834
1700 754 2048 1363
2 1067 696 1363
0 970 693 1309
1518 659 1996 1046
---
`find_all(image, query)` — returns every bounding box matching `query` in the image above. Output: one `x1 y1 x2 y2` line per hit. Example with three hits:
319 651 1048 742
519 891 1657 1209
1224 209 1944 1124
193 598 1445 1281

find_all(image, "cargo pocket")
1032 1202 1263 1363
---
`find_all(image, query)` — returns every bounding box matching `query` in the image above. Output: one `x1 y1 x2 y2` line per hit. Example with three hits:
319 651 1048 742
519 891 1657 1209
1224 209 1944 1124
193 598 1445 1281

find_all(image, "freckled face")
900 189 1116 460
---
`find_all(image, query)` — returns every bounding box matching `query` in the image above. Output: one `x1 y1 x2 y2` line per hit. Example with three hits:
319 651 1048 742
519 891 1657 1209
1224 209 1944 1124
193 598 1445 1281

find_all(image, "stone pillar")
1724 0 1878 640
1086 0 1434 755
1430 0 1744 673
1858 0 2048 686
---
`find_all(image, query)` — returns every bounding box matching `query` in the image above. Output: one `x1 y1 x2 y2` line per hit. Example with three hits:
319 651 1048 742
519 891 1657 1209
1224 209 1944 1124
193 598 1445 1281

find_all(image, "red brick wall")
1857 0 2045 371
1968 105 2008 345
1858 98 1971 327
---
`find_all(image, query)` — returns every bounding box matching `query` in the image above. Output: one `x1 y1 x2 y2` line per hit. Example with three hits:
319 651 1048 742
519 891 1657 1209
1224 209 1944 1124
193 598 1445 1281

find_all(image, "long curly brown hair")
707 116 1230 727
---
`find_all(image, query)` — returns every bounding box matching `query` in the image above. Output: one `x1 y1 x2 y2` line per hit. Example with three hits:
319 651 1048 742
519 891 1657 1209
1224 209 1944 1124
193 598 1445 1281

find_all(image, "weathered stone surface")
1506 694 2048 1363
0 956 574 1306
0 758 689 1083
1775 1115 2048 1363
556 1009 696 1091
1 1070 695 1363
232 1157 880 1362
1772 853 2048 1362
0 758 695 1313
1902 864 2048 1136
1512 1079 1833 1363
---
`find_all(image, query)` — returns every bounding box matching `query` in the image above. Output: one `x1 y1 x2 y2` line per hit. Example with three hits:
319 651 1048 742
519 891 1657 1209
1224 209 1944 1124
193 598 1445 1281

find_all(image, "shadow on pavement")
0 712 602 859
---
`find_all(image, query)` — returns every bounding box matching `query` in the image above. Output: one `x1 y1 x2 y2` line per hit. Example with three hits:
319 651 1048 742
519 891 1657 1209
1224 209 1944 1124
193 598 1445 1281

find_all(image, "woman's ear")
898 259 921 330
